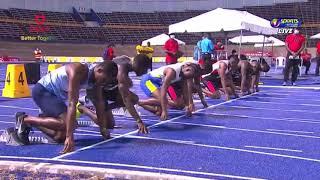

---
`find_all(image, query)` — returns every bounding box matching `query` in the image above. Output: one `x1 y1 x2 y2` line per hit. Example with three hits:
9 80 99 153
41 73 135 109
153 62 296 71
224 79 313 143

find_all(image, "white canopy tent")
254 37 285 47
310 33 320 39
169 8 278 35
228 35 284 47
229 35 284 58
229 35 273 44
142 34 186 46
168 8 278 55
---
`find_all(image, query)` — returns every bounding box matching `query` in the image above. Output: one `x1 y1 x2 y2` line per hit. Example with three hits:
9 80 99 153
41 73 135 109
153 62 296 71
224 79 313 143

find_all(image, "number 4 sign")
2 64 31 98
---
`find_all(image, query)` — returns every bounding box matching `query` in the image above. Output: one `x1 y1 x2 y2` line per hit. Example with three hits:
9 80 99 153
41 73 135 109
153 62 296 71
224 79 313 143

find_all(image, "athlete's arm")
240 61 249 95
117 65 148 133
94 85 110 139
194 76 208 108
62 64 84 154
160 68 176 120
185 79 196 116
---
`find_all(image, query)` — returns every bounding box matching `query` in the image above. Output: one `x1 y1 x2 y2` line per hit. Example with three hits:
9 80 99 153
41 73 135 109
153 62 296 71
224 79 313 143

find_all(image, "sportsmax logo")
270 18 302 34
280 19 299 24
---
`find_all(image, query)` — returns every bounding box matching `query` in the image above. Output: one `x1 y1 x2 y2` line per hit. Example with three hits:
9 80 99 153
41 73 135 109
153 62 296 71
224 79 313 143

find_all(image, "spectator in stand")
136 41 154 70
300 49 312 75
103 43 115 61
283 28 306 86
198 33 214 74
164 33 181 65
316 41 320 76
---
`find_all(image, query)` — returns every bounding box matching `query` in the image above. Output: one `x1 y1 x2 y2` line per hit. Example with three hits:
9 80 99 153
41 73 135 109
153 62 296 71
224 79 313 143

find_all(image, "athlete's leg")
16 83 69 144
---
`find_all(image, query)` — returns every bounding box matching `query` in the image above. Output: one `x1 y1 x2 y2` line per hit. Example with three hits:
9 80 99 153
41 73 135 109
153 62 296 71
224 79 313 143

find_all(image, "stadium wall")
0 0 308 13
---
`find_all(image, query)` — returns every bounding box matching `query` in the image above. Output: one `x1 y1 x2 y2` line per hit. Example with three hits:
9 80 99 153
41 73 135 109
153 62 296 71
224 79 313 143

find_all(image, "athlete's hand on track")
189 103 195 112
226 94 231 101
186 103 195 117
137 122 149 134
160 110 168 121
186 109 192 117
100 127 111 140
201 99 208 108
61 136 75 154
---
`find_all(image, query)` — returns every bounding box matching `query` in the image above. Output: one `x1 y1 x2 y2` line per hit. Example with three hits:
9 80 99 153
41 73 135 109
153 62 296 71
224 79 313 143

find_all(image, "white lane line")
0 114 14 117
266 129 314 134
259 89 316 93
8 126 302 153
76 118 320 140
117 112 320 125
0 156 266 180
2 112 320 140
253 92 318 98
165 121 320 140
123 135 196 144
254 96 320 102
237 100 320 107
76 129 100 134
0 105 38 111
3 138 320 166
52 93 256 160
200 111 320 123
0 120 14 124
244 146 303 153
0 129 103 138
226 105 320 113
260 85 320 90
260 88 318 92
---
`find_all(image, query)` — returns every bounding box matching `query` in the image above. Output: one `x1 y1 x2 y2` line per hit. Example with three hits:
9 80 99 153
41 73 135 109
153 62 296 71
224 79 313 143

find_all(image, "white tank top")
149 63 183 83
211 60 229 72
38 63 96 101
202 60 229 78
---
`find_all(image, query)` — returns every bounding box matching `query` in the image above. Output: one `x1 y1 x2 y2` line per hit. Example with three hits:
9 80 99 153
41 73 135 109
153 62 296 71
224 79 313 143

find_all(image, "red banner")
0 56 20 62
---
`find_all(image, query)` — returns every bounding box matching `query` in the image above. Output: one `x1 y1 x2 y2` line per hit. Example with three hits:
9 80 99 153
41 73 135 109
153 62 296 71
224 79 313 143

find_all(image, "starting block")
2 64 31 98
0 128 56 145
47 64 62 73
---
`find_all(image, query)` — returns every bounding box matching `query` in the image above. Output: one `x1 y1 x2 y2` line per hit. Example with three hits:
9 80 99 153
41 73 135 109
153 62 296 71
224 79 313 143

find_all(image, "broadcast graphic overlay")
271 18 302 34
20 13 56 42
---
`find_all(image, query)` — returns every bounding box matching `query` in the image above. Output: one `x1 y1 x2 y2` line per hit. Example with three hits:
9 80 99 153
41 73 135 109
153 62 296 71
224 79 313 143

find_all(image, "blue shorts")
140 74 162 97
32 83 67 118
